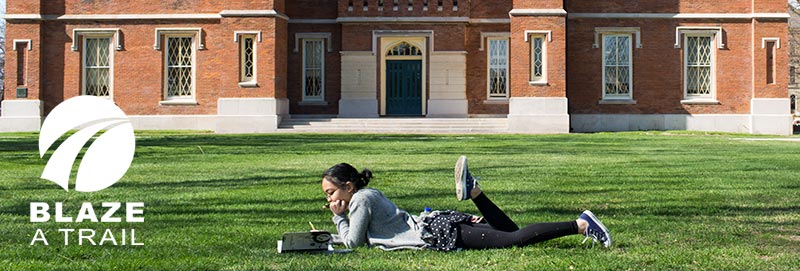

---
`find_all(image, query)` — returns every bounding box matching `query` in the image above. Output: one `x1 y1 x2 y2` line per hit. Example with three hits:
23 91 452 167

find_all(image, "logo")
39 96 135 192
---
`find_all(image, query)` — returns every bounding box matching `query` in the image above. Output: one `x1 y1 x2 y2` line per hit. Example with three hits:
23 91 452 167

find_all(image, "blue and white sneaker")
454 156 477 201
579 210 612 248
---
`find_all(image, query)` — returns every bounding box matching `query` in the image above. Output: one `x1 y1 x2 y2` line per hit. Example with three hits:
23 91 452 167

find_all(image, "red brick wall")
272 18 289 99
287 0 338 19
754 20 789 98
567 20 756 115
4 23 41 101
509 16 566 98
31 18 282 116
466 24 510 115
339 0 469 17
565 0 751 13
514 0 563 10
287 24 342 115
42 0 281 14
7 0 788 119
341 24 467 52
753 0 787 13
7 1 40 14
470 1 513 18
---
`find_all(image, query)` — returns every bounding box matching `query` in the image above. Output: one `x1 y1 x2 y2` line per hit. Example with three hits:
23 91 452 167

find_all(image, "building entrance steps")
278 117 508 134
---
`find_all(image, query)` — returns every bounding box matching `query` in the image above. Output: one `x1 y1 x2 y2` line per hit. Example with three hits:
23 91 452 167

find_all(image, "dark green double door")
386 60 422 116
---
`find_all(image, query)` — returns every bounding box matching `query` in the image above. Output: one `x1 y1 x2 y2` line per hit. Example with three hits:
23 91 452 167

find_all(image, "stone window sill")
160 100 198 106
299 100 328 106
528 81 548 86
483 99 509 105
681 99 720 105
598 99 637 105
238 81 258 88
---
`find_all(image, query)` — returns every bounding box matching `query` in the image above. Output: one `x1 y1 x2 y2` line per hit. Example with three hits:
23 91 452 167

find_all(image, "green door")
386 60 422 116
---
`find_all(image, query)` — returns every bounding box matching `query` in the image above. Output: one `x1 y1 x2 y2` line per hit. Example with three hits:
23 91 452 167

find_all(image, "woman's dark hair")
323 163 373 189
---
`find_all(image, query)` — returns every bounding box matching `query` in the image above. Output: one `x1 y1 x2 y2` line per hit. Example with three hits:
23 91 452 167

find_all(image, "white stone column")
508 97 570 133
0 100 43 132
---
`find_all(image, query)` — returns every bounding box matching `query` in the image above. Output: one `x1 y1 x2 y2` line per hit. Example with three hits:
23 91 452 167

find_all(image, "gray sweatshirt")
332 188 427 250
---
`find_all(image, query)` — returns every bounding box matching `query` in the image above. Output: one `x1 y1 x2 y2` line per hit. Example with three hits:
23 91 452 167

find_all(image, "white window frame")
236 33 259 87
302 38 325 102
235 31 261 88
682 32 717 103
525 30 550 85
762 37 780 85
162 34 197 103
81 34 114 98
601 33 633 101
486 37 509 100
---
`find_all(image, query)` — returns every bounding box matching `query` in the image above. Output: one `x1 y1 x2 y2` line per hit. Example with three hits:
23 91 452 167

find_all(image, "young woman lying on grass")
321 156 612 251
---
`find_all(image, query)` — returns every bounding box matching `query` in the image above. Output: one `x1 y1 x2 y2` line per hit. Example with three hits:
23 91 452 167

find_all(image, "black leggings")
456 193 578 249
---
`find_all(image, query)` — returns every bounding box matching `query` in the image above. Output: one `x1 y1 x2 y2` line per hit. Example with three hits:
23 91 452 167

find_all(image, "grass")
0 131 799 270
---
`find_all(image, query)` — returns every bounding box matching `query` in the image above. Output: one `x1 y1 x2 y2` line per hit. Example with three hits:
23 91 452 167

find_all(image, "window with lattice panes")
165 36 194 99
487 37 509 99
82 36 112 97
684 35 714 98
530 35 546 83
240 35 256 83
303 39 325 101
602 34 632 99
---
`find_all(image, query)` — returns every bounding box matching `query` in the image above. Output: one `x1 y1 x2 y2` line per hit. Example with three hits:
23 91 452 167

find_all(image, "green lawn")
1 131 799 270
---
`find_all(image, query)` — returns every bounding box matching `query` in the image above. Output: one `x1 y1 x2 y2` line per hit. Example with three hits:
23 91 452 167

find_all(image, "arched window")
387 42 422 56
791 94 796 113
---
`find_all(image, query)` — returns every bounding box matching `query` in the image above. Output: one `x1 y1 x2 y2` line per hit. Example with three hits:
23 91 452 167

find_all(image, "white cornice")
219 10 289 20
4 14 42 20
568 13 790 20
4 10 290 21
289 19 338 24
292 18 509 24
54 14 221 20
469 18 511 24
509 9 567 16
338 17 470 23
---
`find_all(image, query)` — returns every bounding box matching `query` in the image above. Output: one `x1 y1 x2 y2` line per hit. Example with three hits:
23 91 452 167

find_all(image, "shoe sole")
455 156 467 201
583 210 612 248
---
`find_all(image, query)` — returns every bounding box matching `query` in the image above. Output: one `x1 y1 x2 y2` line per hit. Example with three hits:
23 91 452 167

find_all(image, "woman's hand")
329 200 348 216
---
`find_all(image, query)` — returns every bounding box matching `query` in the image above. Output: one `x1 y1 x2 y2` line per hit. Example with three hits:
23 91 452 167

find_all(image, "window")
15 41 28 86
165 36 194 100
766 41 776 84
240 34 256 83
303 39 325 101
387 42 422 56
602 34 632 99
530 35 546 83
791 66 796 85
82 36 112 97
684 35 714 99
487 37 509 99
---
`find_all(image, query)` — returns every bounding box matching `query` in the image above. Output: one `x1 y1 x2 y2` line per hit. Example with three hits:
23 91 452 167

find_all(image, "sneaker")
579 210 612 248
454 155 477 201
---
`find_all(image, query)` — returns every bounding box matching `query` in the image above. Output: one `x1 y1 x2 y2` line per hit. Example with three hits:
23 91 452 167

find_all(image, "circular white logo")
39 96 136 192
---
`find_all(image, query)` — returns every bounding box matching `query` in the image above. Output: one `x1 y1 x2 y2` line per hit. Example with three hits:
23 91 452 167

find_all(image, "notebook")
277 230 333 253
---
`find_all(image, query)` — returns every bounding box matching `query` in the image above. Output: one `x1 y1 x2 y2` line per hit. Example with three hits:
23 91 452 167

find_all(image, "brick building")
0 0 792 134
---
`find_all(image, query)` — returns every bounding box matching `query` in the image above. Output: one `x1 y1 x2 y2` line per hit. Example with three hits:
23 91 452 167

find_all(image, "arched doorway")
380 38 426 116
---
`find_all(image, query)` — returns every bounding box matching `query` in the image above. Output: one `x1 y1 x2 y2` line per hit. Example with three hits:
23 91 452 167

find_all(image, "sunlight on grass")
0 131 798 270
